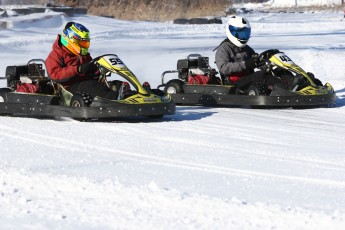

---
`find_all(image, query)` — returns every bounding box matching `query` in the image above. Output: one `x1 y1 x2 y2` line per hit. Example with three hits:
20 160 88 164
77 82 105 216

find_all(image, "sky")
0 4 345 230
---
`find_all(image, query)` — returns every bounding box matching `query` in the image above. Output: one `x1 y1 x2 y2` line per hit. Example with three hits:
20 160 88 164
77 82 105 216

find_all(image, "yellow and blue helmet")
61 22 90 56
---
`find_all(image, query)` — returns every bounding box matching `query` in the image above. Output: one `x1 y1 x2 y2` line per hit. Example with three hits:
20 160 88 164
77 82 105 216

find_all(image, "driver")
46 22 128 100
215 16 278 94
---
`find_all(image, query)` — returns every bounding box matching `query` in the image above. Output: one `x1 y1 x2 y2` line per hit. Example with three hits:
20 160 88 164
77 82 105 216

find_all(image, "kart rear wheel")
0 88 12 103
164 79 184 94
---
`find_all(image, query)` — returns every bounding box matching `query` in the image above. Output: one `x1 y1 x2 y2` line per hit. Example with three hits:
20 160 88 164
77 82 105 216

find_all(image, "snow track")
1 10 345 229
1 114 345 189
1 169 345 230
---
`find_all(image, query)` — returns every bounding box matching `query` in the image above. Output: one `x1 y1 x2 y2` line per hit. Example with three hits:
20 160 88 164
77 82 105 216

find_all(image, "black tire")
0 88 13 103
208 18 222 24
173 18 189 24
247 85 259 96
247 85 268 109
70 92 92 107
189 18 209 24
164 79 184 94
247 83 271 96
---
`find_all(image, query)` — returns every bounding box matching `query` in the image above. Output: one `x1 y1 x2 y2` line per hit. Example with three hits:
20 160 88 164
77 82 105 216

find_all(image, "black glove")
244 58 256 69
245 54 265 69
78 62 98 75
255 56 266 68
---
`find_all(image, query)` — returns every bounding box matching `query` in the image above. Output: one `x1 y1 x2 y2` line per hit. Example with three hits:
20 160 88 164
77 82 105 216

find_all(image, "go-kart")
158 50 336 108
0 54 175 119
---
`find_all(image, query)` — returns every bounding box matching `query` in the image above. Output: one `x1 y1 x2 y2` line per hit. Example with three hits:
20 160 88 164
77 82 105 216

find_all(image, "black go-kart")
0 54 175 119
158 50 336 108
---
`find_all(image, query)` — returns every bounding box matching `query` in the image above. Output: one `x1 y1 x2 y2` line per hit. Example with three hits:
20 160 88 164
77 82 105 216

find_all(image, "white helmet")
226 15 251 48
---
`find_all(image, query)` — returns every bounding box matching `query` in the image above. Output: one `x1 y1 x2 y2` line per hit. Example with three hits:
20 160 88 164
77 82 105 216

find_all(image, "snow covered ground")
266 0 343 7
236 0 344 8
1 8 345 230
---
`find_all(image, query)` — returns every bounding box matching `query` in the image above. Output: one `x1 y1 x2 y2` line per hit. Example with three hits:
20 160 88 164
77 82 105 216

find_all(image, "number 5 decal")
109 57 124 65
279 55 292 62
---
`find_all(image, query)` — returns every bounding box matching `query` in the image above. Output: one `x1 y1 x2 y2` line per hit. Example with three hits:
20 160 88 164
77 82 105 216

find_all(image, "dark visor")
229 25 251 41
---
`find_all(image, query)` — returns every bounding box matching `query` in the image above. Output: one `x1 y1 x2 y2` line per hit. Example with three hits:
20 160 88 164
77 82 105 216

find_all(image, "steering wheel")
88 54 113 79
256 49 281 72
258 49 281 62
89 54 114 64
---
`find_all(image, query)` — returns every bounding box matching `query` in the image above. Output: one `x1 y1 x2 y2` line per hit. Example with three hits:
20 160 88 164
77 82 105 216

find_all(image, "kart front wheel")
70 93 92 107
164 79 184 94
247 85 259 96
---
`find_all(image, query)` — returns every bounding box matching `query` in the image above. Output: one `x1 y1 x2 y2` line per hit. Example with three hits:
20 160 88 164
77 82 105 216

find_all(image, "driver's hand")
252 53 266 67
245 54 265 69
78 62 98 75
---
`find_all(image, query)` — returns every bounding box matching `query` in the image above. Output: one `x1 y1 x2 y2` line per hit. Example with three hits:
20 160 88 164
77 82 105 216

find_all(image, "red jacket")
46 35 92 88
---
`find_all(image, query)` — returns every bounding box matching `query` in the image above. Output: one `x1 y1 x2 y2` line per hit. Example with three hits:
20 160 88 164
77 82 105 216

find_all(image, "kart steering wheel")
257 49 281 71
89 54 111 64
89 54 113 78
258 49 281 62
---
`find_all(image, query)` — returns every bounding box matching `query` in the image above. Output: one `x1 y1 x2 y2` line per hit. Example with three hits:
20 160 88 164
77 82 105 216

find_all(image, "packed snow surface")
1 9 345 229
267 0 342 7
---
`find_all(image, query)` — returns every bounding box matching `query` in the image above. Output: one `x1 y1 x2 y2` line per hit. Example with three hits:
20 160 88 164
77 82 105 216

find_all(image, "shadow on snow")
335 88 345 107
79 106 216 123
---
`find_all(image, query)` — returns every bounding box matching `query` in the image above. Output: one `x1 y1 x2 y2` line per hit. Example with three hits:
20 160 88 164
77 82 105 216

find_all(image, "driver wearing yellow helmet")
46 22 127 100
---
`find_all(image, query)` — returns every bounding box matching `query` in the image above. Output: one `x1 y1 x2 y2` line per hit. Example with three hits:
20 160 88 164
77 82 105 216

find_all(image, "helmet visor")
72 36 90 49
229 25 251 41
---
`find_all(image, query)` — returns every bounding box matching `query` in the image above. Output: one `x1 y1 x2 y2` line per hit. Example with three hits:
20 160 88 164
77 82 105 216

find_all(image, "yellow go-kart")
0 54 175 119
159 49 336 108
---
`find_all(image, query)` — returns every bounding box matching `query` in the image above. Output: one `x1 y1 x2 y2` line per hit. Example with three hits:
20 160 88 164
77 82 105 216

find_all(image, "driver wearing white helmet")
215 15 277 94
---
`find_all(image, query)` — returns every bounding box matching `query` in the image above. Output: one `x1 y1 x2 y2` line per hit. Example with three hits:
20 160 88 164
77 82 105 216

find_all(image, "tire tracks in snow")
100 118 345 176
1 123 345 188
97 120 345 174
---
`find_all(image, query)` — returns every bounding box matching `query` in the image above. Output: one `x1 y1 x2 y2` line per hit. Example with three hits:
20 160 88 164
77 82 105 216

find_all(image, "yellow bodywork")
97 56 149 95
95 55 171 104
59 54 172 106
269 53 334 96
121 93 171 104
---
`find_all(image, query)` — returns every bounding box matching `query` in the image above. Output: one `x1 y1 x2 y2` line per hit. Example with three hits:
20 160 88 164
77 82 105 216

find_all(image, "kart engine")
176 54 218 82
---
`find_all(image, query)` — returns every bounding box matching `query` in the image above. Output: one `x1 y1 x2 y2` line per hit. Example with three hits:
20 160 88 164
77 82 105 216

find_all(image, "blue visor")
229 25 251 41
